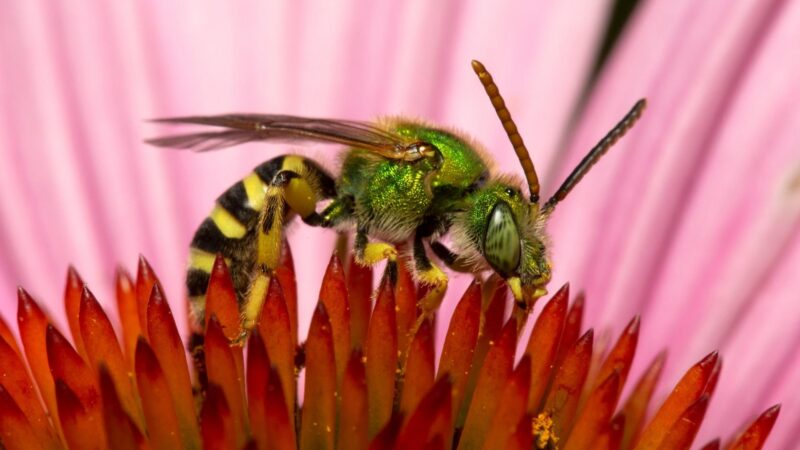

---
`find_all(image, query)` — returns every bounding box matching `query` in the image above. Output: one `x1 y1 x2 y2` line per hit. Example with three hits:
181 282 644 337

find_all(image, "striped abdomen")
185 154 334 325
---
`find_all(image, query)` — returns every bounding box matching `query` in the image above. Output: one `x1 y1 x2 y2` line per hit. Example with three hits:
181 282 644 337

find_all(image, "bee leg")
304 196 354 228
354 226 398 266
239 189 286 335
272 170 321 222
429 241 474 273
413 233 448 288
240 168 336 334
410 231 449 337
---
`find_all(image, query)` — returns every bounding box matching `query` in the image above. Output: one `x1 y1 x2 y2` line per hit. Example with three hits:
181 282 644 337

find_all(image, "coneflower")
0 244 779 449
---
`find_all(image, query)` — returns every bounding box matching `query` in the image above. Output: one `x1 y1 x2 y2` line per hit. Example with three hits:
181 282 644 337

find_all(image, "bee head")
468 60 646 311
453 178 551 308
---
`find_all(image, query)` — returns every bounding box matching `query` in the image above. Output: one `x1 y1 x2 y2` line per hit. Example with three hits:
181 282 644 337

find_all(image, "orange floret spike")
591 413 626 450
64 266 87 360
655 394 710 450
319 253 351 388
346 252 373 349
276 238 298 346
246 331 271 450
98 366 146 450
482 279 508 344
458 318 518 450
504 414 535 450
205 315 247 446
135 255 159 340
704 356 723 397
256 277 296 431
366 269 398 437
339 350 368 450
115 268 141 369
263 366 297 450
0 384 41 450
201 383 235 450
17 288 60 434
395 377 453 450
543 329 594 440
724 404 780 450
594 316 639 400
46 325 101 415
525 284 569 411
399 318 435 415
0 315 21 356
145 284 199 444
481 355 532 450
55 379 109 450
0 334 58 447
395 256 418 356
582 329 611 404
437 279 482 417
205 254 242 341
300 302 337 450
563 371 621 450
620 350 667 449
134 338 191 449
79 286 141 428
592 316 640 405
206 258 246 399
554 293 585 371
457 280 508 428
424 435 445 450
634 350 720 449
367 413 404 450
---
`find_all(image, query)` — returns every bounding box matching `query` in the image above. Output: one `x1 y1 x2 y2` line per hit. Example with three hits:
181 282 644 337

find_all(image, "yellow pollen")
531 412 559 449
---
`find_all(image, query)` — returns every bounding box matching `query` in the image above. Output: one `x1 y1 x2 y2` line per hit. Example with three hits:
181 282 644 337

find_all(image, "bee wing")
147 114 423 160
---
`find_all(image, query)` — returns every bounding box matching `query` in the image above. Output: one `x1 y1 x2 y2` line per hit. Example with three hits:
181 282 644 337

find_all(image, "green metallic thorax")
337 121 488 240
394 123 487 213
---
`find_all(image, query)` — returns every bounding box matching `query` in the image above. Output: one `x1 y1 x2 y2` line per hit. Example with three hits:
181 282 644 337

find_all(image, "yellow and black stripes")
216 180 260 226
186 155 337 325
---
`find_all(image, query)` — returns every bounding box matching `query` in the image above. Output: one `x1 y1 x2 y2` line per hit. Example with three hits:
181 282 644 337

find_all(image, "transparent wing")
147 114 428 160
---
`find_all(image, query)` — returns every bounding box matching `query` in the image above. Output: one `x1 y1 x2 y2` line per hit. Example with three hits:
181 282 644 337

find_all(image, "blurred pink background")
1 0 798 446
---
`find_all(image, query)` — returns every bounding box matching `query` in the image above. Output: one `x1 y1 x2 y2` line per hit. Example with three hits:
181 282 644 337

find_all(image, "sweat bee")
148 60 646 339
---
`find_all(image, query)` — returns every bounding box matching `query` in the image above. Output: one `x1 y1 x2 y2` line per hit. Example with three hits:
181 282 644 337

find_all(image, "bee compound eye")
484 202 521 276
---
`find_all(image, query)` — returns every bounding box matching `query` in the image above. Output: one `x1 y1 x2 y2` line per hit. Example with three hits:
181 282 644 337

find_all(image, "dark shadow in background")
546 0 643 184
589 0 643 84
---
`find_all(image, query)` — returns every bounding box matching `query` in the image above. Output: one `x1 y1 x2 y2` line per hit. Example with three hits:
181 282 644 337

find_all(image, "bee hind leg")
240 166 336 335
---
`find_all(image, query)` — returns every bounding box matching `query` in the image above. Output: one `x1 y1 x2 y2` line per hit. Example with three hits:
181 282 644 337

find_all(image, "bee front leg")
429 241 474 273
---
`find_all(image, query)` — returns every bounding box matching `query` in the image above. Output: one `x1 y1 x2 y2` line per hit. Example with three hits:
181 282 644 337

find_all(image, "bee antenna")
471 60 541 204
543 98 647 214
